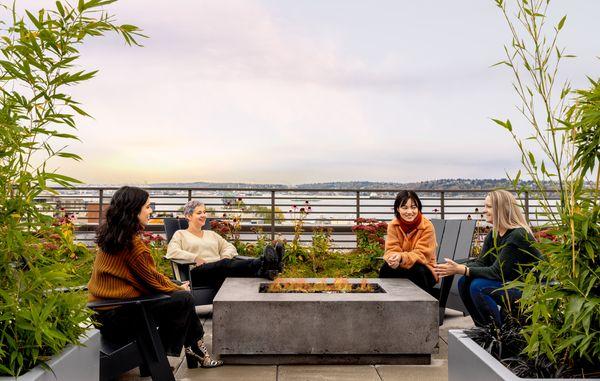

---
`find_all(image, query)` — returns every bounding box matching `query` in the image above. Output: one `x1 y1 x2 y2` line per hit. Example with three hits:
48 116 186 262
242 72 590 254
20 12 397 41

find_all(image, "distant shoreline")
80 178 566 191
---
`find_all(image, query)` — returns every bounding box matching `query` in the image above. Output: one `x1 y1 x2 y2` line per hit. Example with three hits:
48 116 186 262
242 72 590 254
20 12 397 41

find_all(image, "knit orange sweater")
88 235 180 303
383 216 439 282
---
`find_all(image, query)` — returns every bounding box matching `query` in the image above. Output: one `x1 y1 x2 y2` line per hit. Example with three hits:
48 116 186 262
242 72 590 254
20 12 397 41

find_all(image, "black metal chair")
163 217 254 306
87 294 175 381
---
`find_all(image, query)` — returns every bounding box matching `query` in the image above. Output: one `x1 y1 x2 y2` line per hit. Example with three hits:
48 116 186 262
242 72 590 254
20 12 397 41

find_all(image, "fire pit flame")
262 278 384 293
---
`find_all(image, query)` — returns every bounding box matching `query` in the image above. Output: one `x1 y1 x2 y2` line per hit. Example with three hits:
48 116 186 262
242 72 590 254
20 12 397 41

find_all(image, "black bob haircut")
393 190 422 219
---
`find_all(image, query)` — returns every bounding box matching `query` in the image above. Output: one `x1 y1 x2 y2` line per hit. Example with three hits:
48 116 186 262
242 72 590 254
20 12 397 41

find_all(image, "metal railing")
41 187 560 249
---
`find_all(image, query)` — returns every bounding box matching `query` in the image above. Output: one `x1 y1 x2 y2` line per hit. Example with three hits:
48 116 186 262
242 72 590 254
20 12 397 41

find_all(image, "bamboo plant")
492 0 599 375
0 0 142 376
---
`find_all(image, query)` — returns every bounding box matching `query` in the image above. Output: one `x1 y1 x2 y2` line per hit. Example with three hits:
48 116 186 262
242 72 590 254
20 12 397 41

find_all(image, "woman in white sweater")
166 200 282 287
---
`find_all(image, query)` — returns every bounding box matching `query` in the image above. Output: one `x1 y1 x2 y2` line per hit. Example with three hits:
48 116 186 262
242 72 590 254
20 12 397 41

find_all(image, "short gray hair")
183 200 204 216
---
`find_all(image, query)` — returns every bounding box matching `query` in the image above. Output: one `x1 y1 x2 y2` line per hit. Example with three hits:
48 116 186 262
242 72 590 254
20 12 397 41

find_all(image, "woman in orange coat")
379 190 438 294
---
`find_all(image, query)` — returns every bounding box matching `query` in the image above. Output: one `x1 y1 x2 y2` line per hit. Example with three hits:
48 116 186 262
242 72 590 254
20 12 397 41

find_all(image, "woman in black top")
435 190 541 327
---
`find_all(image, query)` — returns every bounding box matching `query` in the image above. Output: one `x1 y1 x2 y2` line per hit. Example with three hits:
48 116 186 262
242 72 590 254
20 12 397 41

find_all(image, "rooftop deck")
118 307 474 381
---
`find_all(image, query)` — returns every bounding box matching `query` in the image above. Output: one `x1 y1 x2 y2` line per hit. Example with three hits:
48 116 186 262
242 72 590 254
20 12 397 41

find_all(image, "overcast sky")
15 1 600 184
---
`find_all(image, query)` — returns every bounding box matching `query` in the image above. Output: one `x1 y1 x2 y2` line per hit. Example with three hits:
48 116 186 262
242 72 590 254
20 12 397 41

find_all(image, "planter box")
448 330 599 381
0 328 100 381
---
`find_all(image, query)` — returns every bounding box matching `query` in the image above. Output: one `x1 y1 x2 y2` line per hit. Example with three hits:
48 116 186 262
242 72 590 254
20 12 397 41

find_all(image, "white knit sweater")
166 230 238 263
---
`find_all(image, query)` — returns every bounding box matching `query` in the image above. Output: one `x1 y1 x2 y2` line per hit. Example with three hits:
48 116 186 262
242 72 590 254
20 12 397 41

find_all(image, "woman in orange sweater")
379 190 438 294
88 186 222 369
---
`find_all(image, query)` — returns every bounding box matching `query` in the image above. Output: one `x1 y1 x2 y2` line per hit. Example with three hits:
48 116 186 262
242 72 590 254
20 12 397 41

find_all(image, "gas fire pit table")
212 277 438 365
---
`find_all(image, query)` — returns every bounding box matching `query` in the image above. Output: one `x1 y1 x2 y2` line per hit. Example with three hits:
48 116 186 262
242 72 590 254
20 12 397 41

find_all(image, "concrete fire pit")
212 278 438 365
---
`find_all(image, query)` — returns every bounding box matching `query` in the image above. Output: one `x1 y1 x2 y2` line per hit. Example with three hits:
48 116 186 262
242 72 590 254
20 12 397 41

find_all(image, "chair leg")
135 306 175 381
139 363 150 377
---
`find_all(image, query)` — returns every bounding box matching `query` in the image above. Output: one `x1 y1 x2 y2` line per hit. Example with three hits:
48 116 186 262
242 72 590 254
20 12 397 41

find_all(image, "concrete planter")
448 330 599 381
0 329 100 381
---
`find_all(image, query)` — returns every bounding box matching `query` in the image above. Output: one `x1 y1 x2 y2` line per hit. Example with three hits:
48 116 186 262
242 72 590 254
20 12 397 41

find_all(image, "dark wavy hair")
96 186 149 255
393 190 423 219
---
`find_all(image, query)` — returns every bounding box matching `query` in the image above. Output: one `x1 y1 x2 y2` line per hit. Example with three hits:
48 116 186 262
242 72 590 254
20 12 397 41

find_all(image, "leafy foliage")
352 218 387 257
489 0 600 374
0 0 141 376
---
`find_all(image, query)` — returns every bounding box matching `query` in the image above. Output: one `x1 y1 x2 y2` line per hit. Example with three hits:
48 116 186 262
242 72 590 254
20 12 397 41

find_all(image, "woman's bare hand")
386 253 402 269
434 258 465 277
194 257 206 266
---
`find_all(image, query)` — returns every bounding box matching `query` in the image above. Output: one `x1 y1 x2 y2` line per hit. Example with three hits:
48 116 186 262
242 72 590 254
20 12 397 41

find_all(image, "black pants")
379 262 437 295
95 291 204 356
191 257 262 288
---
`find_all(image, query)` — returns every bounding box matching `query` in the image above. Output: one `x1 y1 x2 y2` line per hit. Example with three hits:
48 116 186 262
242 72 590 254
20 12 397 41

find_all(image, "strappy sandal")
200 355 223 368
185 348 223 369
197 340 209 355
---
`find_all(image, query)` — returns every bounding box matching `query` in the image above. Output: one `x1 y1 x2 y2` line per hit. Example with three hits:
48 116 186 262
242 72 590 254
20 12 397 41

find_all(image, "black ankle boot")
259 245 278 279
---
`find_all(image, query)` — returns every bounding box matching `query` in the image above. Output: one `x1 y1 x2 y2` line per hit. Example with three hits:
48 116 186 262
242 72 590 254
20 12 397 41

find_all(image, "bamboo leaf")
557 15 567 31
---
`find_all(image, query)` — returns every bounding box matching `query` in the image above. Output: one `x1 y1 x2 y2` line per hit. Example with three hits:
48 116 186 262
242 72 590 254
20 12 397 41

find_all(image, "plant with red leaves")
352 218 387 254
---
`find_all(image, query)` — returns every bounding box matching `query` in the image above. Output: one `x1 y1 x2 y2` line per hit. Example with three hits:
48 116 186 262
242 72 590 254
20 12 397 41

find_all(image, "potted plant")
0 1 142 378
448 0 600 379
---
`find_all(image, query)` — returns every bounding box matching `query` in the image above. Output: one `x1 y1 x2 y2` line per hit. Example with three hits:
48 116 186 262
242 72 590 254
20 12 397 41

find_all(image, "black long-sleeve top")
467 227 541 281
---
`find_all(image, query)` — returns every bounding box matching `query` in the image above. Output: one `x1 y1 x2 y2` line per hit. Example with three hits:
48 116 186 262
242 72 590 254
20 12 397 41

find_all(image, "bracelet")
463 266 468 276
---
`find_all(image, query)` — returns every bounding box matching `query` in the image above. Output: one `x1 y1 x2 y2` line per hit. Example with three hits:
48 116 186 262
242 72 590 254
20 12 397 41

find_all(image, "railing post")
524 191 530 223
356 191 360 220
271 191 276 241
98 189 104 226
440 191 445 219
187 189 192 201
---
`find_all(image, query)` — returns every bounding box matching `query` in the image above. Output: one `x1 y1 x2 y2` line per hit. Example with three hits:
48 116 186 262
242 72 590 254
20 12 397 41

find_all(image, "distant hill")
143 178 539 190
295 179 531 190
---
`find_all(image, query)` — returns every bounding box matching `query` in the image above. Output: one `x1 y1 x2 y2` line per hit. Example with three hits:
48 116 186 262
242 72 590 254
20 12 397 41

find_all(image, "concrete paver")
433 338 448 360
177 365 276 381
376 360 448 381
439 310 473 343
278 365 381 381
117 307 474 380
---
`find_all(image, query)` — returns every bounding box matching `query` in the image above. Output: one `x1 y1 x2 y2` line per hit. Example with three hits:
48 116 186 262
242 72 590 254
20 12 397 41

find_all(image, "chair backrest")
436 220 461 263
164 218 185 243
454 220 477 262
432 219 476 262
430 219 445 258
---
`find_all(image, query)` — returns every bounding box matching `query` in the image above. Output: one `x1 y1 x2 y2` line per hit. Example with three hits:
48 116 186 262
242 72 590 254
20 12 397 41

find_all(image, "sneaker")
275 242 285 273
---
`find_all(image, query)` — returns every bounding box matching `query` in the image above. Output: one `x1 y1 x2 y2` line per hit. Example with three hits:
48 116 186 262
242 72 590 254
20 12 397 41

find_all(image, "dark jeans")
379 262 437 295
457 276 522 327
95 290 204 356
191 257 262 288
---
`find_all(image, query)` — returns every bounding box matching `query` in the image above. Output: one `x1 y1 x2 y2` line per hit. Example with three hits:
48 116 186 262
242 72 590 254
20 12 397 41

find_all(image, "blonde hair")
487 190 532 236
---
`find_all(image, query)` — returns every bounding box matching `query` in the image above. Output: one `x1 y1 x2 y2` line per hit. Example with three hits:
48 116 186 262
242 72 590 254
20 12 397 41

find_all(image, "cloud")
14 0 599 184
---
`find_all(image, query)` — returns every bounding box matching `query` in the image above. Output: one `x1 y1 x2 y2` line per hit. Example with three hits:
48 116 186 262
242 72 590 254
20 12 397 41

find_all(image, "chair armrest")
49 285 88 293
163 256 195 266
87 294 170 310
